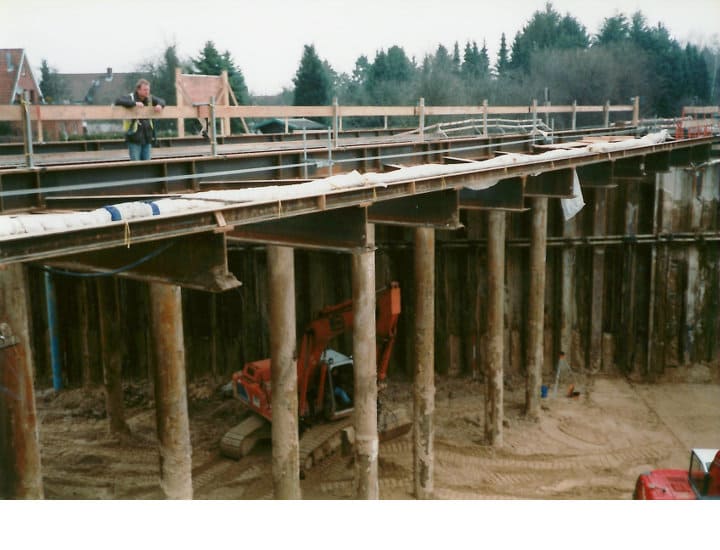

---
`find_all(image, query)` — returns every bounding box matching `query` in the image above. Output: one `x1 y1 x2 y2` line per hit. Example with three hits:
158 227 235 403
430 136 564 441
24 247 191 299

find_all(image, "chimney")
105 67 113 81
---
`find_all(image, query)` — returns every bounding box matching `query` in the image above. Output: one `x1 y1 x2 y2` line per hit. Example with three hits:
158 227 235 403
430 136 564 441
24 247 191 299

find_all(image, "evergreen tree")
420 45 465 105
221 50 249 105
682 44 710 103
339 55 371 104
192 41 249 105
193 41 225 75
509 2 589 73
479 40 490 75
452 41 462 74
461 41 478 80
365 46 416 105
293 44 331 106
145 45 182 106
39 59 67 104
461 40 490 82
595 14 630 46
496 33 510 76
622 13 692 115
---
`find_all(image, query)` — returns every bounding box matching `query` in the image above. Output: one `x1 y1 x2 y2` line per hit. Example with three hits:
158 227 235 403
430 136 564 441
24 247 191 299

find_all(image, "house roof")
54 70 148 105
0 48 43 104
255 117 327 132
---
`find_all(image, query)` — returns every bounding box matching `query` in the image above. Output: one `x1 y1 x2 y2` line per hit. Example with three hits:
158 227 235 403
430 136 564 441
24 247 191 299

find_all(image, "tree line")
40 3 719 129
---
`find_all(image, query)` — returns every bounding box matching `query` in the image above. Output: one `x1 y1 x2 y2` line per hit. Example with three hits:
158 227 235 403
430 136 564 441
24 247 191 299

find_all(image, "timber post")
482 99 488 136
221 70 231 137
571 100 577 131
175 68 184 138
267 245 301 499
526 197 548 420
96 278 130 436
632 96 640 126
353 223 379 499
486 211 506 446
149 282 193 499
413 226 435 499
603 100 610 128
0 263 44 499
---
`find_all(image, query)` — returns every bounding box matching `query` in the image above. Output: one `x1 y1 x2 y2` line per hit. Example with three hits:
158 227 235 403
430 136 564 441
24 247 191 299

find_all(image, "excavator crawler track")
300 418 354 473
220 414 271 460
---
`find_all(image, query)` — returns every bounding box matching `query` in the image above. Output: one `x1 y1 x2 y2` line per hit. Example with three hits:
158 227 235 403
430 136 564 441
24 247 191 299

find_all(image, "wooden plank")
683 106 719 115
580 136 635 143
0 103 638 124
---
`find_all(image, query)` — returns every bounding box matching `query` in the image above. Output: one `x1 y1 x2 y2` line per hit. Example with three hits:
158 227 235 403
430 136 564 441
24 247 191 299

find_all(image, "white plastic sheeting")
0 131 669 239
560 171 585 221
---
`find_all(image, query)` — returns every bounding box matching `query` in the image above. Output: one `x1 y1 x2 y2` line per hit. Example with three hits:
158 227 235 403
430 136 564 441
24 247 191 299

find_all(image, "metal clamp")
0 323 18 349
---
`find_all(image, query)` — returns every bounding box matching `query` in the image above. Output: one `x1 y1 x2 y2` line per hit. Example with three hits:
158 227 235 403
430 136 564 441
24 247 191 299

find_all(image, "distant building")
0 48 43 104
54 68 149 136
55 68 143 106
254 117 327 134
0 48 44 138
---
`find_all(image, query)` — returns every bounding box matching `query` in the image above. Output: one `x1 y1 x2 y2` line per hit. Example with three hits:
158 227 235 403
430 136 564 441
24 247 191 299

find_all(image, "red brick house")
0 48 44 138
0 48 43 104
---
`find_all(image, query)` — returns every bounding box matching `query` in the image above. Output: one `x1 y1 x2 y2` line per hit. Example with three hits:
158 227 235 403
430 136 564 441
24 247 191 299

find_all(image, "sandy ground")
35 365 719 500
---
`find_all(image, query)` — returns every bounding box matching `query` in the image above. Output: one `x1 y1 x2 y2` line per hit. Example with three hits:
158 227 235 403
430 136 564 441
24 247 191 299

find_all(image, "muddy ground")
35 363 719 500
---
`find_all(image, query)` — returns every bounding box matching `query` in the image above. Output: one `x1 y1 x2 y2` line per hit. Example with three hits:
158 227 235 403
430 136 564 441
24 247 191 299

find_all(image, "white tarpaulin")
560 169 585 221
0 131 670 239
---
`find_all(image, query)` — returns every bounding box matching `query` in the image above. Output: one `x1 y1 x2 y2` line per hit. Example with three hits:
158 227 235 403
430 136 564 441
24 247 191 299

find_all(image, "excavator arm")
297 282 401 417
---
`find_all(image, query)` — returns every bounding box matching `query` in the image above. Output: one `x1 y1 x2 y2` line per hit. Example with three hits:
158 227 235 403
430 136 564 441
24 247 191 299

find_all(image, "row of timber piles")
20 165 719 391
1 161 718 499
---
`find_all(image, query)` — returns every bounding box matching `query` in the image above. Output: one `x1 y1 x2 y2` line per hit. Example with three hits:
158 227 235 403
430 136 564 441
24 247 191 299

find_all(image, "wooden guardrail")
0 98 640 144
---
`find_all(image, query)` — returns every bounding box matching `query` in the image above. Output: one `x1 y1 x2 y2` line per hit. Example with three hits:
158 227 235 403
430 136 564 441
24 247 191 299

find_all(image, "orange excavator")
221 282 402 459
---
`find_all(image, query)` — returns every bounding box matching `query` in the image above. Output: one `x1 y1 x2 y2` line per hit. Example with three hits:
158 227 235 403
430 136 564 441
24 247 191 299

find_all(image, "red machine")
231 282 401 425
633 448 720 500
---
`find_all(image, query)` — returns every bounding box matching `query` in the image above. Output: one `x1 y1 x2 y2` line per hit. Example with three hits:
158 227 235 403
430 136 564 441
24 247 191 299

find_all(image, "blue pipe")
44 271 62 391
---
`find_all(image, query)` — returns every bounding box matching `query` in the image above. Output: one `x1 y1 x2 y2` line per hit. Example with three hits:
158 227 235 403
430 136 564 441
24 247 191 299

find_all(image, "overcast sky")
3 0 719 96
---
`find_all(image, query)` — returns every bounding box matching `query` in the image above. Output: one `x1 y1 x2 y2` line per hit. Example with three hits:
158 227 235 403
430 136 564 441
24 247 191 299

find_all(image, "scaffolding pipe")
43 271 62 391
485 210 505 447
589 188 608 372
149 282 193 499
413 226 435 499
352 224 379 499
525 197 547 420
0 263 43 499
267 245 301 499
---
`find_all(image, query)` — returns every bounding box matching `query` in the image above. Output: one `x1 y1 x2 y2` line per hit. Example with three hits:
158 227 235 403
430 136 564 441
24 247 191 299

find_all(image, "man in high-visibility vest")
115 79 165 161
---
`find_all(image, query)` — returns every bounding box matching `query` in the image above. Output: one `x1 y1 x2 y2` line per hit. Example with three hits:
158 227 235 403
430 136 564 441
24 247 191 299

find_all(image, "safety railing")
0 97 639 143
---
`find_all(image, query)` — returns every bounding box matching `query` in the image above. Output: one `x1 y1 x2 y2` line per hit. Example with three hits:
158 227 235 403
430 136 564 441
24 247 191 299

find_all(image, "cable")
37 240 175 278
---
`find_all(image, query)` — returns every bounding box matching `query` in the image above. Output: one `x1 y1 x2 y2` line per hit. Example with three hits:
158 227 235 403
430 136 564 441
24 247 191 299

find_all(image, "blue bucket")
540 385 548 398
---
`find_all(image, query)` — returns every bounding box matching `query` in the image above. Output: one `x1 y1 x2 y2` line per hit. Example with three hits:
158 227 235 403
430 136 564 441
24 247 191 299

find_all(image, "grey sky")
3 0 719 95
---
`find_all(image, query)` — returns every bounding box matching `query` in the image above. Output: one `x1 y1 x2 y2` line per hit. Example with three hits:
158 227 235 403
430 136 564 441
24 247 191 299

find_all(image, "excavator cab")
322 349 354 421
688 448 720 499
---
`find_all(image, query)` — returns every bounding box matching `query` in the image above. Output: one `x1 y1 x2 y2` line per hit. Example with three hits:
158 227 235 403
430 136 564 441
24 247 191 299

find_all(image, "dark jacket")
114 92 166 144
